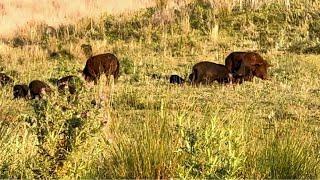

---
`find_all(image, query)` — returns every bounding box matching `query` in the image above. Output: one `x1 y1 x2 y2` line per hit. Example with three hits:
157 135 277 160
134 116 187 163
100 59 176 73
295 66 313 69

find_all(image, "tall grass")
0 0 153 38
257 136 319 178
0 0 320 178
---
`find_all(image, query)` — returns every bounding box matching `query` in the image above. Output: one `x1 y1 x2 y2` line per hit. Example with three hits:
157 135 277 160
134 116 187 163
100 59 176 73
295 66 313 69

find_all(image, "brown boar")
29 80 52 99
225 51 247 73
189 61 233 85
82 53 120 84
236 52 271 80
225 51 271 81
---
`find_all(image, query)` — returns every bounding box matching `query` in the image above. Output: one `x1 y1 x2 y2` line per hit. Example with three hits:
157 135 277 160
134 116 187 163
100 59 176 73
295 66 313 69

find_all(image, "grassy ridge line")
2 0 319 54
0 0 153 38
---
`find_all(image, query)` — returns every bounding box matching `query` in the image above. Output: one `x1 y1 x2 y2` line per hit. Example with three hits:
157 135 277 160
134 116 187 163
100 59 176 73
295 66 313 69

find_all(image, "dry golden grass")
0 0 154 38
0 0 292 38
1 0 320 178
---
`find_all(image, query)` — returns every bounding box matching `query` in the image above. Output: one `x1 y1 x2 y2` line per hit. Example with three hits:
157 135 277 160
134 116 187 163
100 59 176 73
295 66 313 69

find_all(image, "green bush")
176 115 246 179
120 56 134 75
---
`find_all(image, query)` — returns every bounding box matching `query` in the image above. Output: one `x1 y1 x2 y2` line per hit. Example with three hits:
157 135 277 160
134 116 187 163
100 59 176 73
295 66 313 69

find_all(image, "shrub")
120 56 134 75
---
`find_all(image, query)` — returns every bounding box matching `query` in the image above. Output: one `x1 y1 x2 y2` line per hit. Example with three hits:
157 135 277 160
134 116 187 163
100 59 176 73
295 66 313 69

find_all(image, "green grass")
1 0 320 178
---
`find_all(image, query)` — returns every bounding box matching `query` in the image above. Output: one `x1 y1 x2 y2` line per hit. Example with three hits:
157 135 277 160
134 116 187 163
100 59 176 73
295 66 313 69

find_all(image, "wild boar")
169 75 185 85
13 84 29 99
225 51 271 81
29 80 52 99
236 52 271 80
82 53 120 84
189 61 233 85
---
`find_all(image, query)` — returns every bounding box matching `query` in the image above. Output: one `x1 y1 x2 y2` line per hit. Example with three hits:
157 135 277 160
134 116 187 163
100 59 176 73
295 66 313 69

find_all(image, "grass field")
0 0 153 38
1 0 320 178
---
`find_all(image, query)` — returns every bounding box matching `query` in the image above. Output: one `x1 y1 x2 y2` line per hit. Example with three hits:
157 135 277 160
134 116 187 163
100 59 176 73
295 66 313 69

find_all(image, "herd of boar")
179 51 271 85
0 47 271 100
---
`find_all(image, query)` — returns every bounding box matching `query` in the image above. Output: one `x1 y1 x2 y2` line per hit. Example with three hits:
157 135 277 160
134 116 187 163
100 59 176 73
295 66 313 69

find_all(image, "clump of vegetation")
259 138 319 178
120 56 135 75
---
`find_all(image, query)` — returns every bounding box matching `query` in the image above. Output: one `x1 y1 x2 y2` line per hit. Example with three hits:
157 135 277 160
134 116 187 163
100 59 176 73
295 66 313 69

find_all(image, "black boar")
13 84 29 99
169 75 185 85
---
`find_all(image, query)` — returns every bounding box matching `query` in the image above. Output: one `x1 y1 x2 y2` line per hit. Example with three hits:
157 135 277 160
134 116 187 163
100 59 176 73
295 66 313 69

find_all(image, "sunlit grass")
0 0 153 38
1 0 320 178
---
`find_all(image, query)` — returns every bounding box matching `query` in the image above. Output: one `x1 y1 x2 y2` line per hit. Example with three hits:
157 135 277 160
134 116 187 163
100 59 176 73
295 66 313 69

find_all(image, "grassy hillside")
0 0 153 38
1 0 320 178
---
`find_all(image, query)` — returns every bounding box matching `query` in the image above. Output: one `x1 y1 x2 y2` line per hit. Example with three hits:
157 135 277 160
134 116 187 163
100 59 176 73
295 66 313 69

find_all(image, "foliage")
1 0 320 178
